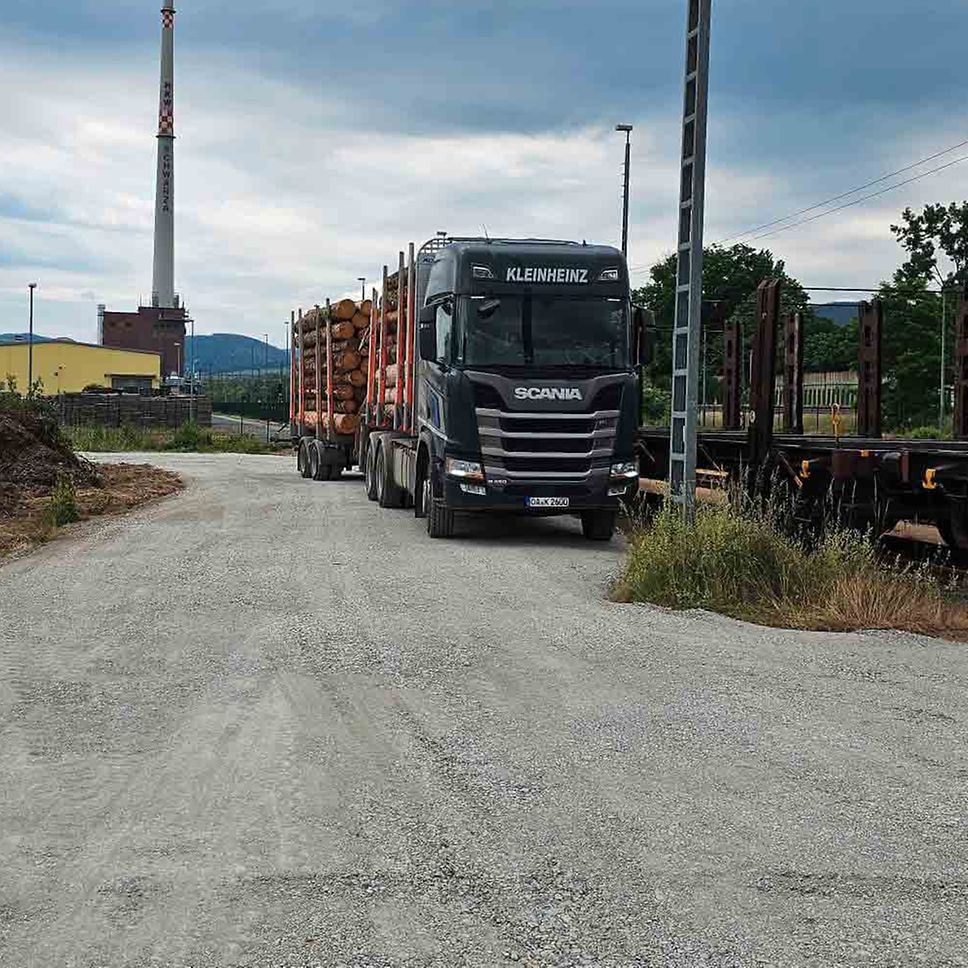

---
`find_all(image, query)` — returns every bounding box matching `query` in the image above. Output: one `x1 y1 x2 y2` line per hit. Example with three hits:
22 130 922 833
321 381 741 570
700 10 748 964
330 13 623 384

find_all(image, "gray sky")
1 0 965 344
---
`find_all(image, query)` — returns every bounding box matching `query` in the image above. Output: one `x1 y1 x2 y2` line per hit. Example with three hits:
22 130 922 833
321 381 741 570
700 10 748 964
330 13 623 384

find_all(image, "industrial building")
0 340 161 394
99 303 186 377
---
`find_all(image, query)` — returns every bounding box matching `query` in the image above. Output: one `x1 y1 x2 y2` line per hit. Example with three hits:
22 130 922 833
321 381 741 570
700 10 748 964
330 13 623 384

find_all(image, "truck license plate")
527 496 570 508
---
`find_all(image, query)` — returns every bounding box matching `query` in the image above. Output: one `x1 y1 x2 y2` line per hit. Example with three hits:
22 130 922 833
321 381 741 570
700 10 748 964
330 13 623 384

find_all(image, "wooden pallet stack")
297 298 372 436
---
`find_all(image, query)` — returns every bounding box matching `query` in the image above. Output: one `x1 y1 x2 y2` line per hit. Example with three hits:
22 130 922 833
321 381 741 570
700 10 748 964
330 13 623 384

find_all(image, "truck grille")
476 407 620 480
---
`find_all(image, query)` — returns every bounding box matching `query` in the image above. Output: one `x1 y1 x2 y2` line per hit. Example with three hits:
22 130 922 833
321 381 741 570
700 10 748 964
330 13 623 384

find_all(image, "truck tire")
307 442 321 481
426 470 455 539
376 442 405 509
298 440 312 478
364 440 379 502
414 455 429 519
581 510 616 541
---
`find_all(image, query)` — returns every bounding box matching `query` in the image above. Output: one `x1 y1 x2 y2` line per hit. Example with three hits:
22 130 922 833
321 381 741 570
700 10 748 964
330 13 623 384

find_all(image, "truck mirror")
418 306 437 361
633 307 655 366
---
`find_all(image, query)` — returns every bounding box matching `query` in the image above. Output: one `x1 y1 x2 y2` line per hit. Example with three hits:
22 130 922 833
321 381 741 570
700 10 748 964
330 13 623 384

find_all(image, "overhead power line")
718 136 968 244
746 151 968 242
627 137 968 279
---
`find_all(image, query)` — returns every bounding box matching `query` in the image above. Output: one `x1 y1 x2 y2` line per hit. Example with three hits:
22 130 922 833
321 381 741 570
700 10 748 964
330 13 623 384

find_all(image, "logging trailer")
290 236 647 540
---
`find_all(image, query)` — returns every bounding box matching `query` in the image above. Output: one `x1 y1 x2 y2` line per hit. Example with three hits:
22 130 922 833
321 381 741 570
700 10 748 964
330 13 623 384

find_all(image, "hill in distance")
0 333 64 344
812 302 859 327
186 334 288 373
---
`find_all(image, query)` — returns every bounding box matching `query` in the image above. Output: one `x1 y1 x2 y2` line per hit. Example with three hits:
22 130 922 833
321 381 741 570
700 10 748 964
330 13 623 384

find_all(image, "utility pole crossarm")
668 0 712 514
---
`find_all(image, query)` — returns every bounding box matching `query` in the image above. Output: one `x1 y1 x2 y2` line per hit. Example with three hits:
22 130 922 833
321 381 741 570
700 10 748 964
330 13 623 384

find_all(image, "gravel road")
1 453 967 967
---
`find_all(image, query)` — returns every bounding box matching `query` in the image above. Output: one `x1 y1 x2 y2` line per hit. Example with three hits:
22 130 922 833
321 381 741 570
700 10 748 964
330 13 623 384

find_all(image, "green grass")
41 477 81 527
615 497 968 639
66 422 280 455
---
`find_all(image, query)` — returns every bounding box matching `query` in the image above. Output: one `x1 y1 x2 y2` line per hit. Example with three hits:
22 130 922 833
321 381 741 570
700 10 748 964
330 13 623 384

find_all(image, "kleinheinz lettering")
505 267 589 284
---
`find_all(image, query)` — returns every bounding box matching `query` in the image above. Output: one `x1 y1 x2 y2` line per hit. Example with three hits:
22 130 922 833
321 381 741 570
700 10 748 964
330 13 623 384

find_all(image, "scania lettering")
513 387 584 402
291 237 646 541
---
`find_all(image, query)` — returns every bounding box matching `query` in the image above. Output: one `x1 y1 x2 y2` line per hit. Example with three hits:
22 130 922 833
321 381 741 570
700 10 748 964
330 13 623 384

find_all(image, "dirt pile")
0 405 100 515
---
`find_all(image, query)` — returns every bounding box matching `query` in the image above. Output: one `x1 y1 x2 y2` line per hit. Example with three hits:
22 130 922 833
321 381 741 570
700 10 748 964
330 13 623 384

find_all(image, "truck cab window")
435 301 453 364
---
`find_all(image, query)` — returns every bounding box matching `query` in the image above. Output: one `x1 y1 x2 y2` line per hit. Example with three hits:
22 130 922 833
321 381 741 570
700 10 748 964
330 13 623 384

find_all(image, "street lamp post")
27 283 37 395
358 277 366 302
188 317 196 422
174 341 182 381
616 125 633 257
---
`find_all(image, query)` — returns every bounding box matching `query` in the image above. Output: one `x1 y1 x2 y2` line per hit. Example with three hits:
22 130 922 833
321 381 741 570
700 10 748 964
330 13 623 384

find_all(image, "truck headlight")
445 458 485 482
610 461 638 479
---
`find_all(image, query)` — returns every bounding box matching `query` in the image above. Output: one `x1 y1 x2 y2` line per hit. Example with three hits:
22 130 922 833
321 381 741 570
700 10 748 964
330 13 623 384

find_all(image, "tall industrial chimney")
151 4 176 309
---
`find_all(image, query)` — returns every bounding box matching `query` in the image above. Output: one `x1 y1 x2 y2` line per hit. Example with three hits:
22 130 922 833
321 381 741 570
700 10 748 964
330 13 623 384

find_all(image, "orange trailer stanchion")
325 298 334 442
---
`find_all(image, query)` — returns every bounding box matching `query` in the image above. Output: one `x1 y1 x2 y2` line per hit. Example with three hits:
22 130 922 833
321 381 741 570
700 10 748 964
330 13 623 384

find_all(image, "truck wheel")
377 443 405 509
581 510 616 541
414 457 429 519
307 442 321 481
364 440 379 502
426 470 455 539
298 441 312 478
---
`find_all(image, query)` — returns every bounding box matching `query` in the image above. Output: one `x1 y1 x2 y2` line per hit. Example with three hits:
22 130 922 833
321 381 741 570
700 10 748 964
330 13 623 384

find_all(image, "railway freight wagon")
290 236 648 539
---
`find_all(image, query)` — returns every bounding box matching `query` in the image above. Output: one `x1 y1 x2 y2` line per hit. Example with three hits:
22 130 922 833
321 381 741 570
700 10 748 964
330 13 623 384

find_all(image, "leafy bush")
164 421 209 451
43 477 81 527
641 386 671 426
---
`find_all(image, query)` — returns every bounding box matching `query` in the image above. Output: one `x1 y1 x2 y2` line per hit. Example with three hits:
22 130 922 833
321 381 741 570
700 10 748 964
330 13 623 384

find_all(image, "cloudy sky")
1 0 965 345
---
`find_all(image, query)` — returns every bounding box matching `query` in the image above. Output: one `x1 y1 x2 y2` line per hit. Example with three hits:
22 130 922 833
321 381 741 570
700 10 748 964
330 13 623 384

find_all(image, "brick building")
99 304 187 377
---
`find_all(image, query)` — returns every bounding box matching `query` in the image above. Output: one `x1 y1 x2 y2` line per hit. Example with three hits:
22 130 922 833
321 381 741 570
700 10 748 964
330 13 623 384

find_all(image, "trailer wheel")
364 439 379 502
938 503 968 561
298 441 312 478
426 469 455 539
376 445 405 509
581 510 616 541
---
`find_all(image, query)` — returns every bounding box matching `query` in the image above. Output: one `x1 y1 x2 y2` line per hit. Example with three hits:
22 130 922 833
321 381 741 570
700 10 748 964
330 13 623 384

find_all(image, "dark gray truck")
294 236 646 540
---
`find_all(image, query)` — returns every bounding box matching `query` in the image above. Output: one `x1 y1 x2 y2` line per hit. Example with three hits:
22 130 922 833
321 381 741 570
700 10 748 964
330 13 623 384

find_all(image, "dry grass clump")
0 463 183 560
614 499 968 641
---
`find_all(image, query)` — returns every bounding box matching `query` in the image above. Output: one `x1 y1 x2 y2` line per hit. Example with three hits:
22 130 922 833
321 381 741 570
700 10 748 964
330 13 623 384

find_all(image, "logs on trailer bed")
294 297 374 434
294 268 409 436
302 411 359 434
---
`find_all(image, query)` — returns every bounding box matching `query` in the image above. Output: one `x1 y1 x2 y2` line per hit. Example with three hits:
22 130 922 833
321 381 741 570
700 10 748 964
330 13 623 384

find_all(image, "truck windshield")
457 296 629 369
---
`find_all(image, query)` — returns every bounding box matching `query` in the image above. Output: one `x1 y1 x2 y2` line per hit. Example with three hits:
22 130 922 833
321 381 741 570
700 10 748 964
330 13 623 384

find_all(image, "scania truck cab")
295 235 643 541
374 237 642 539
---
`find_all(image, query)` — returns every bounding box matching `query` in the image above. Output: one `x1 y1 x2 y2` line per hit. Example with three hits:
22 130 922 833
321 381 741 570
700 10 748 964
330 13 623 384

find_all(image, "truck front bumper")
443 470 638 513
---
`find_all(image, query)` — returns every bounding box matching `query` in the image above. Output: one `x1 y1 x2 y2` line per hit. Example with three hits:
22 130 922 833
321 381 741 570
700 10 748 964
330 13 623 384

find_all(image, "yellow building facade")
0 340 161 394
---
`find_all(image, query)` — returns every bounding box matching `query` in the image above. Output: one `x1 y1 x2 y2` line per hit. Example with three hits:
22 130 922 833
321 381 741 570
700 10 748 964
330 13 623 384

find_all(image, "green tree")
633 244 811 406
879 268 942 430
803 316 858 373
891 202 968 290
880 202 968 430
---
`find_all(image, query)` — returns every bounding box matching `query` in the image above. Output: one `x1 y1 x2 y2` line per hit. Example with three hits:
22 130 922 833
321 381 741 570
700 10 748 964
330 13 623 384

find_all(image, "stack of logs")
379 271 407 421
298 297 372 435
296 266 410 436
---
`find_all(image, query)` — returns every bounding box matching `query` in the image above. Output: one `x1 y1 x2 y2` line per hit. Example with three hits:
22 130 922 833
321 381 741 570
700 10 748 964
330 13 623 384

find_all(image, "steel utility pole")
616 125 633 256
358 277 366 301
940 290 947 431
27 283 37 395
668 0 712 516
